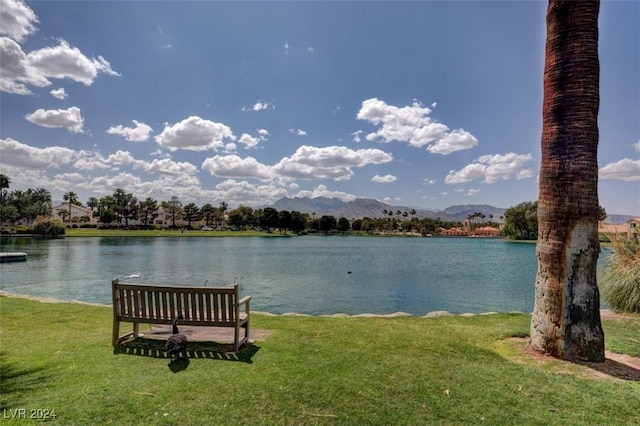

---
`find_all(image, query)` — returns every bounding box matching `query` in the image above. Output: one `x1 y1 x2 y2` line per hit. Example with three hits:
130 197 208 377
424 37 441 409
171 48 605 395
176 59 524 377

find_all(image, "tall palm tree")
219 201 228 227
530 0 604 362
63 191 79 223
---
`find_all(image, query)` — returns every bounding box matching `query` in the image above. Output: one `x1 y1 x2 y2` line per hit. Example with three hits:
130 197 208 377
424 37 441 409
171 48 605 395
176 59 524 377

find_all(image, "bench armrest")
238 295 251 311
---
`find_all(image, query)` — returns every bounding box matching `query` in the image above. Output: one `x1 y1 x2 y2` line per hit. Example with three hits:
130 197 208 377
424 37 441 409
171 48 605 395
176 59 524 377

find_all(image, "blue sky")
1 0 638 215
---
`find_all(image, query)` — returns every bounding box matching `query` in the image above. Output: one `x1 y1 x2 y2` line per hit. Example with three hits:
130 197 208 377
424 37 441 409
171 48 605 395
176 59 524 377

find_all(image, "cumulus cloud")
106 120 153 142
274 145 393 181
599 158 640 181
0 137 75 168
28 39 119 81
0 0 38 42
0 37 119 95
289 128 307 136
372 174 397 183
237 129 269 149
202 155 273 180
0 37 48 93
445 152 534 184
49 87 67 99
104 150 140 166
145 158 198 176
155 116 235 151
213 179 289 206
356 98 478 154
24 106 84 133
294 184 357 203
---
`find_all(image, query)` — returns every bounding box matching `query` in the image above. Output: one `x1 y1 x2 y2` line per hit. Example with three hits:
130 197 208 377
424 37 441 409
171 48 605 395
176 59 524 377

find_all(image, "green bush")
599 233 640 314
29 215 66 236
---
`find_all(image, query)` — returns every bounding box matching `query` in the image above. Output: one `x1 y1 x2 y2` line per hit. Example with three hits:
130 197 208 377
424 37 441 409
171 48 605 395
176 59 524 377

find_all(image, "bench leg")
233 321 250 352
112 320 119 347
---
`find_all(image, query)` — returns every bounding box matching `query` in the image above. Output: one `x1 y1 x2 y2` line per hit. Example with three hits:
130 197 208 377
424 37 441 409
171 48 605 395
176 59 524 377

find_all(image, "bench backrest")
112 279 240 323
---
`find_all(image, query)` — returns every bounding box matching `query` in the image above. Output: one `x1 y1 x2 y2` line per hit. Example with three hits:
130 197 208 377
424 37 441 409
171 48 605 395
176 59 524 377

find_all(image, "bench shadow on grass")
113 338 260 367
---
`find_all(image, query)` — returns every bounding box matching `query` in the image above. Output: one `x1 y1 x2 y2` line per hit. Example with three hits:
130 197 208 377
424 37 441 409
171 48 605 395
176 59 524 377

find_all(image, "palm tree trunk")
530 0 604 362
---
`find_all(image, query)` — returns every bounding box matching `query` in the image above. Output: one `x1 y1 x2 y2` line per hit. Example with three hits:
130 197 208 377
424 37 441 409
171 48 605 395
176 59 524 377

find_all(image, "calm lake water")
0 236 552 315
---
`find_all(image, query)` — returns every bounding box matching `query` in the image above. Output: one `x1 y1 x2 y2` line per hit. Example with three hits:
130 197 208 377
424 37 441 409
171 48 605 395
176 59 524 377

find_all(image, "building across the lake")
438 220 502 237
599 218 640 238
51 202 95 223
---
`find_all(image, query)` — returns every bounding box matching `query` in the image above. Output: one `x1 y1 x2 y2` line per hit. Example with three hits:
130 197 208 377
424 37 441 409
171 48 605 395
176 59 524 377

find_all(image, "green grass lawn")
1 296 638 425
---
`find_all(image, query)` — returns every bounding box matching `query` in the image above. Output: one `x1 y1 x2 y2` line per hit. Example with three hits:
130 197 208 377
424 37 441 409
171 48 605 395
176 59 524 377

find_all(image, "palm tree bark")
530 0 604 362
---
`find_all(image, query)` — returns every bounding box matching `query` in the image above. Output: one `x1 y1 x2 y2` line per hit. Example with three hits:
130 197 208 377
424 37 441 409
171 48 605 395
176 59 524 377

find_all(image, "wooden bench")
112 279 251 352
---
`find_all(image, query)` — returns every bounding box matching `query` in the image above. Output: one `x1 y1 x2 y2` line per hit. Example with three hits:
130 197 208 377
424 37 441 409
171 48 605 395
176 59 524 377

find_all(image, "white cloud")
49 87 67 99
294 184 357 203
289 128 307 136
27 39 119 83
0 37 48 94
0 37 119 94
455 188 481 197
53 172 86 182
427 129 480 155
155 116 235 151
274 145 393 181
242 101 273 112
599 158 640 181
356 98 478 154
0 137 75 168
104 150 140 166
238 134 260 148
372 174 397 183
24 106 84 133
202 155 273 180
0 0 38 43
633 140 640 152
224 142 237 153
445 152 534 184
145 158 198 176
106 120 153 142
423 178 437 185
238 130 268 149
213 179 289 206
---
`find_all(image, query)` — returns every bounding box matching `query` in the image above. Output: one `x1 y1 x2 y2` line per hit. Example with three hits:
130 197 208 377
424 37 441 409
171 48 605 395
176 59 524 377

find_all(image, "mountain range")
270 197 506 222
269 197 635 224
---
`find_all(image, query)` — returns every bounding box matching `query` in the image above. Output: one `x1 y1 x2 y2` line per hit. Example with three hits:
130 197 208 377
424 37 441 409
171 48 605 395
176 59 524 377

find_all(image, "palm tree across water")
63 191 80 223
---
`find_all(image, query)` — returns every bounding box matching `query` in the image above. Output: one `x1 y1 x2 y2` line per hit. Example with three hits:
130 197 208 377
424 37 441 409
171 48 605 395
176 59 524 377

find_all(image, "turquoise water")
1 236 539 315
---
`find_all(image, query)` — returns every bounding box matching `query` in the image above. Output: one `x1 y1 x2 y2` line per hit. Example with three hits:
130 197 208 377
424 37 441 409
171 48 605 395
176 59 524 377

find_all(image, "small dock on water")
0 252 27 263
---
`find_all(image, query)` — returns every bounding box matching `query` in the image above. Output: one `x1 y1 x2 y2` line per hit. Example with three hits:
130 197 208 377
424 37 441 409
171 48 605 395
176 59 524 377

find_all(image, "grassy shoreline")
1 295 638 425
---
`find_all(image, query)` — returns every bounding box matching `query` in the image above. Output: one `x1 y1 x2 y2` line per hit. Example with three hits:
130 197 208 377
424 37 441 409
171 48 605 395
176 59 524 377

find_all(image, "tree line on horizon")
2 173 526 236
1 173 610 239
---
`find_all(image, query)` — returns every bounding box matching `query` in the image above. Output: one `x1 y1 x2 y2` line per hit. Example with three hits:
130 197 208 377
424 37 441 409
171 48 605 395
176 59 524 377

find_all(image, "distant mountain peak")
268 197 506 222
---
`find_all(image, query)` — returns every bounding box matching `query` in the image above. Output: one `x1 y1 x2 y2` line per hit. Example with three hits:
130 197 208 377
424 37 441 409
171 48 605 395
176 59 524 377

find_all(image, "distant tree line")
7 173 612 238
502 201 607 240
